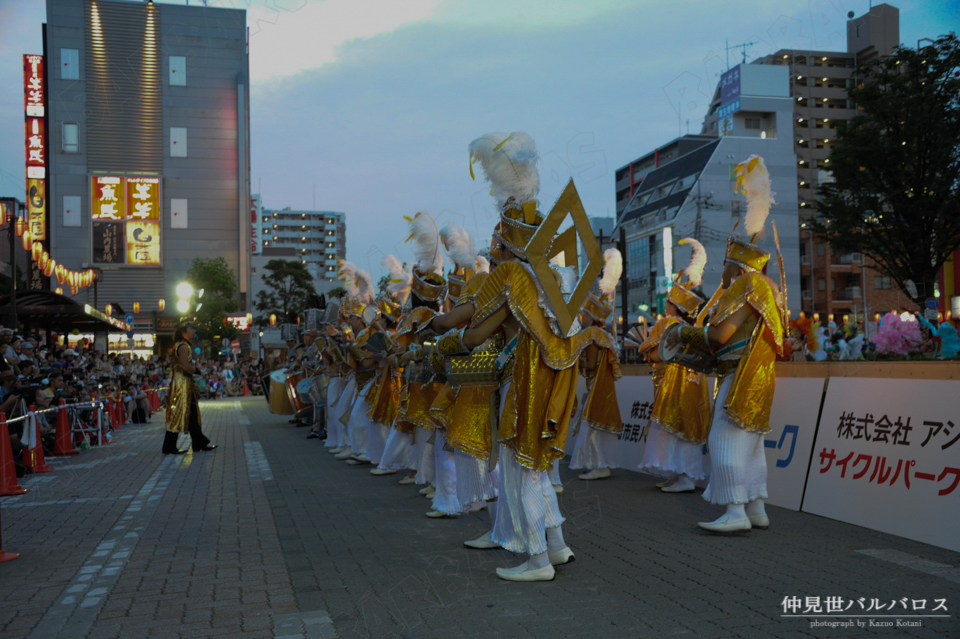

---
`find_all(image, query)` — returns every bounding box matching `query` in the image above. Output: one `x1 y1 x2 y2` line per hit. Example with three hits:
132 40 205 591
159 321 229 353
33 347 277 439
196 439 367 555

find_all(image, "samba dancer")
638 239 712 493
436 132 596 581
330 262 370 461
341 267 379 466
666 155 785 532
570 249 625 480
162 320 217 454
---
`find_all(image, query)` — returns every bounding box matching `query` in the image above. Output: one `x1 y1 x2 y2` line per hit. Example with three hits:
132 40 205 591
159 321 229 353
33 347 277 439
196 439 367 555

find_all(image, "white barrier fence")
573 372 960 552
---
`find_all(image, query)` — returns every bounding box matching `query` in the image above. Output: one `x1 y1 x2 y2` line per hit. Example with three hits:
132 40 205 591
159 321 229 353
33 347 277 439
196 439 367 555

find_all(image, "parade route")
1 397 958 639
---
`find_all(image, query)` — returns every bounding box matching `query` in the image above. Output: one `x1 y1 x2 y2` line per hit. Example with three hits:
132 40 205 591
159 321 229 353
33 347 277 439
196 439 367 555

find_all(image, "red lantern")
158 298 165 312
39 251 49 270
269 313 277 326
55 287 63 295
70 285 78 295
44 259 56 278
105 304 112 316
14 217 24 237
133 302 140 314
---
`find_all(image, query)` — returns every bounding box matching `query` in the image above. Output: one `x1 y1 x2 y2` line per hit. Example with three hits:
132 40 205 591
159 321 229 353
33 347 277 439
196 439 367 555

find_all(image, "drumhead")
296 379 314 393
658 323 682 362
269 370 287 384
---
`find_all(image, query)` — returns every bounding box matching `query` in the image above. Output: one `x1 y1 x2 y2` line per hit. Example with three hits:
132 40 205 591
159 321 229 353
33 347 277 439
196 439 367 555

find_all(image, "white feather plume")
679 238 706 287
737 154 776 238
407 211 444 275
383 255 413 305
598 248 623 301
440 224 477 270
337 260 359 299
468 132 539 211
355 268 375 305
475 255 490 273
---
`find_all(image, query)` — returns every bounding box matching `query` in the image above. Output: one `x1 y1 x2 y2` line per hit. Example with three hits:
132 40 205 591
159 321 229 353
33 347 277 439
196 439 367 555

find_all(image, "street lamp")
176 282 194 299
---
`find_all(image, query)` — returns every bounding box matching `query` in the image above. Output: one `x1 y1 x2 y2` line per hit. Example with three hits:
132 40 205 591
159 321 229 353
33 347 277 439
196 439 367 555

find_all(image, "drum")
285 371 308 413
269 370 294 414
306 376 325 405
296 377 316 405
658 323 716 374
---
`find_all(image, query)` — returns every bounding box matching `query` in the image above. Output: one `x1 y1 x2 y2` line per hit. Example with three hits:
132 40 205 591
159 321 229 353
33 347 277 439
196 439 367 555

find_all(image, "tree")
327 286 347 299
254 259 317 326
813 34 960 309
186 257 240 347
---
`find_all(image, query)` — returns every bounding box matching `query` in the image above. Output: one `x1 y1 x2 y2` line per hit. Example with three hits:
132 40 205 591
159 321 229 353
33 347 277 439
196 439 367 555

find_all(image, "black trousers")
161 397 210 453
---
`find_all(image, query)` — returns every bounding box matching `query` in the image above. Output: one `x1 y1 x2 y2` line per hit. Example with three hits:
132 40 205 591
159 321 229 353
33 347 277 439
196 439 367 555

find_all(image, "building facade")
44 0 251 328
259 205 346 295
615 64 801 320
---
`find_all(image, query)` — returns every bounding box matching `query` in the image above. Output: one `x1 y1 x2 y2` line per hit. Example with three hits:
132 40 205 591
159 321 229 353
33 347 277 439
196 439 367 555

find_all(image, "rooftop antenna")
725 39 759 69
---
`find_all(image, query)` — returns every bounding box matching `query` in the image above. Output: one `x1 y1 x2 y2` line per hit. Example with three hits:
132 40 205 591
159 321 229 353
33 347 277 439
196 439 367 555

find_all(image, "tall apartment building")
259 205 346 295
614 64 800 320
43 0 251 334
747 3 905 320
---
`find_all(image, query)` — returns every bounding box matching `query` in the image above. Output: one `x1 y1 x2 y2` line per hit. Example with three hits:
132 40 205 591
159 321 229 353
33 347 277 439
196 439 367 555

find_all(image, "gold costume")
578 326 623 434
166 340 200 434
640 318 710 444
471 262 581 472
710 271 783 434
394 306 443 431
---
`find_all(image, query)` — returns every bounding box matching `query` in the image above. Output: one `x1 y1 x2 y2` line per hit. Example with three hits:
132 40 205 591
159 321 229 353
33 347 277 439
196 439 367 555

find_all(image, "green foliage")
185 257 240 344
813 34 960 308
327 286 347 299
254 259 317 325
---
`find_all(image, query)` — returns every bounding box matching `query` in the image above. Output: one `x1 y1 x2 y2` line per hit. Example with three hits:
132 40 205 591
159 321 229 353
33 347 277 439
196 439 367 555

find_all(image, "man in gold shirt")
666 155 785 532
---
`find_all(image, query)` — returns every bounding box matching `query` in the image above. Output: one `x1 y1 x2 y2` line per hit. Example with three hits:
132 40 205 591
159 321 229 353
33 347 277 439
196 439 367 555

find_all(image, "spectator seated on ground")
124 382 151 424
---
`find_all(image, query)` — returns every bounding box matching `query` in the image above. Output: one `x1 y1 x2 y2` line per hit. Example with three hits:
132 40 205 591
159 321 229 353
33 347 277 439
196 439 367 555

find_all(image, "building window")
817 242 825 257
831 278 836 291
818 278 826 291
874 275 892 290
169 56 186 86
62 123 79 153
61 48 79 80
170 127 187 157
745 118 761 129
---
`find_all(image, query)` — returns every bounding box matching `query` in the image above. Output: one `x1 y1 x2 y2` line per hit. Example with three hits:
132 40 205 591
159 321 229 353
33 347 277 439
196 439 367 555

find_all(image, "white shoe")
697 513 752 533
496 562 556 582
553 485 564 495
398 475 416 485
548 547 575 566
748 513 770 529
345 458 368 465
329 447 343 454
463 531 499 549
660 476 696 493
370 468 397 476
578 468 611 481
655 477 677 488
333 447 353 460
355 453 371 462
418 486 434 495
426 509 456 518
425 491 436 500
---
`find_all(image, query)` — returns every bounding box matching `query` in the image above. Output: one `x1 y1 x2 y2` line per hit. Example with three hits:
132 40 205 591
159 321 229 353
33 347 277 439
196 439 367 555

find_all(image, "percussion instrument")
305 308 323 331
658 323 716 374
364 331 391 360
268 370 294 414
306 376 325 405
296 377 316 405
445 337 501 387
361 305 381 326
284 371 309 414
323 301 340 325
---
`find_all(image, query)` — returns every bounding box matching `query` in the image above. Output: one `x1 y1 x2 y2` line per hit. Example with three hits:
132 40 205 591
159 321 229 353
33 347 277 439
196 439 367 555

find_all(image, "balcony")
837 252 861 264
836 286 862 300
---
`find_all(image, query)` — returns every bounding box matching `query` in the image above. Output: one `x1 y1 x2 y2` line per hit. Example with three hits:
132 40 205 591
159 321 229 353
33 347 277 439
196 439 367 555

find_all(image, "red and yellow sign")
91 176 125 220
27 178 46 241
23 55 44 118
126 178 160 221
25 118 45 179
126 220 160 265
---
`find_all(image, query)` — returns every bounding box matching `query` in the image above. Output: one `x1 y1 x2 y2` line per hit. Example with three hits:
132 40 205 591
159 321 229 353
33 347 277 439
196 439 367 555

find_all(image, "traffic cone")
0 507 18 563
148 390 160 412
243 381 250 397
22 408 52 474
52 399 79 456
109 399 122 430
0 412 28 496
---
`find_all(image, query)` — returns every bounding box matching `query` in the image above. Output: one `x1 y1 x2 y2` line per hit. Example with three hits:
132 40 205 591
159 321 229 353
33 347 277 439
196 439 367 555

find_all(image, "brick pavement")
1 396 959 638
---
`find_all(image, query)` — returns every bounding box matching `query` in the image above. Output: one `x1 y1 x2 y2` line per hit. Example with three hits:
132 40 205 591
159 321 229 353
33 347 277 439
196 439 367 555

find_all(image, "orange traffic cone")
52 399 79 456
243 380 250 397
0 412 28 496
148 390 160 412
22 408 52 474
0 507 18 562
110 399 122 430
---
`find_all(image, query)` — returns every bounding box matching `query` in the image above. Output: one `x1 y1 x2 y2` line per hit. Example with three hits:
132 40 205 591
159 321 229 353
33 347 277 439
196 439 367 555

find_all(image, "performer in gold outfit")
638 239 712 493
436 132 599 582
162 320 216 454
666 155 785 532
569 249 624 480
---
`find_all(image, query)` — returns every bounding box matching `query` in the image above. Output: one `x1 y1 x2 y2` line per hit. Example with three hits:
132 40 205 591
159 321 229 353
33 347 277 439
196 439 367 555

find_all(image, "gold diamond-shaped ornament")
526 179 603 336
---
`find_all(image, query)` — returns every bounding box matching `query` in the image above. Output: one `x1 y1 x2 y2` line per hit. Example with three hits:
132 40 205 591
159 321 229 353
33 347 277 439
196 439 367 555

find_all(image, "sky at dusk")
0 0 955 280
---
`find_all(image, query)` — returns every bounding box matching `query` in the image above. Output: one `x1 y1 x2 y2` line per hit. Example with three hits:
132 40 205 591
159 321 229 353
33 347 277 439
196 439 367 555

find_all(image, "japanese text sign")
23 55 44 117
91 176 162 266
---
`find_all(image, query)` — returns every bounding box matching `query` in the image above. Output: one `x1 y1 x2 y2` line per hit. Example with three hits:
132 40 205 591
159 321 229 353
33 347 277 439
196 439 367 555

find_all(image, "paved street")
1 397 959 639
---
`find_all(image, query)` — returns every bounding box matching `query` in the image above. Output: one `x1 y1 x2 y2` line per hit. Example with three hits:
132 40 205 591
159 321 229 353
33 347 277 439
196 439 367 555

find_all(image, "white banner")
762 377 825 511
566 375 656 469
802 378 960 552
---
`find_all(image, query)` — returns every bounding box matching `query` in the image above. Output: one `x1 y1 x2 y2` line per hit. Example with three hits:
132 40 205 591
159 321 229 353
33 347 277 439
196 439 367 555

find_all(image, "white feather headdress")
678 238 706 287
405 211 444 275
735 154 776 239
598 248 622 302
440 224 477 271
382 254 412 305
354 268 375 305
475 255 491 273
468 132 540 211
337 260 360 299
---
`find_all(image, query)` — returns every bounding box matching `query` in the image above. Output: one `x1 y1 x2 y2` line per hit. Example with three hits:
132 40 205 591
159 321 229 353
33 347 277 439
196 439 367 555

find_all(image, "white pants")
411 426 436 485
324 377 345 448
379 425 414 471
332 377 357 448
702 375 768 505
454 449 498 508
431 431 460 515
347 379 376 456
638 421 706 481
570 425 619 470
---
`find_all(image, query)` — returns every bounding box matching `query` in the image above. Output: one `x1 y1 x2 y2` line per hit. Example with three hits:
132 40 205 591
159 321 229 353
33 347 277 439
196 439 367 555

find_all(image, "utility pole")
618 226 629 343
